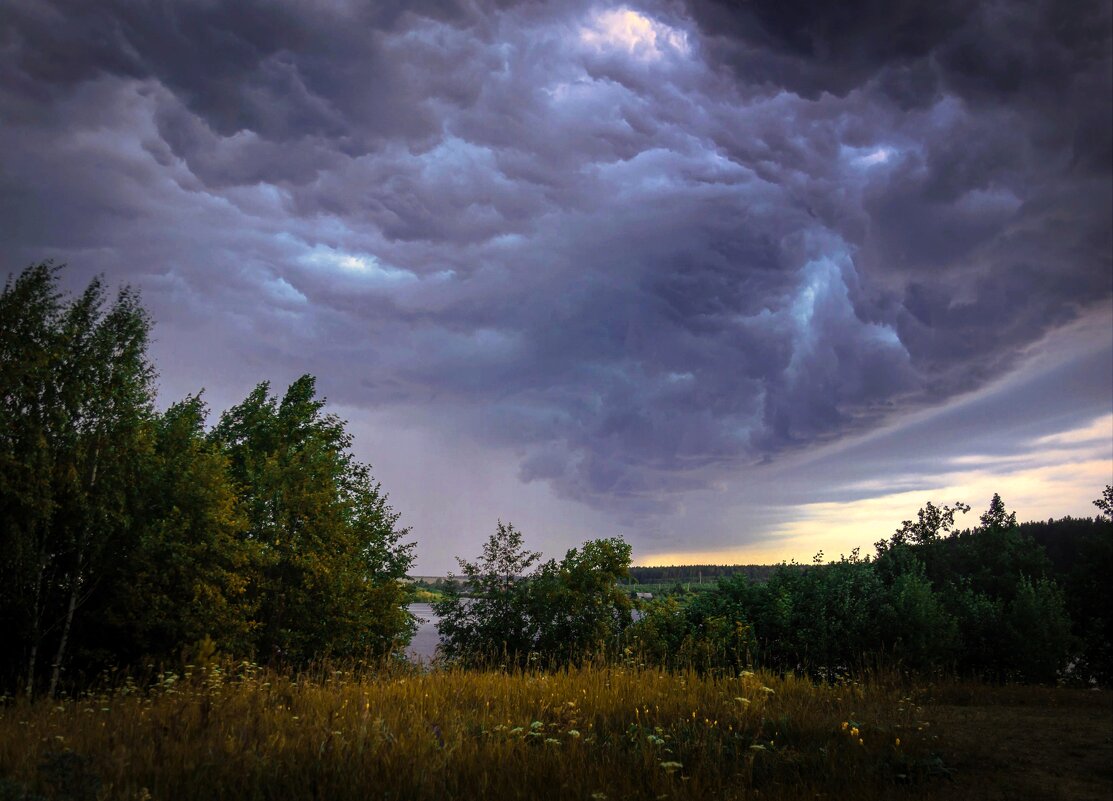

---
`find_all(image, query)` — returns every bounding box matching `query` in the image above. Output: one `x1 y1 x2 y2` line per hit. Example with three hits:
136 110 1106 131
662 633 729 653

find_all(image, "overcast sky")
3 0 1111 572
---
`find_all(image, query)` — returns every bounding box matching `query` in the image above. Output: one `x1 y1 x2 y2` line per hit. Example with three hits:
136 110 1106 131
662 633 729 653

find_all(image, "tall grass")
0 661 941 800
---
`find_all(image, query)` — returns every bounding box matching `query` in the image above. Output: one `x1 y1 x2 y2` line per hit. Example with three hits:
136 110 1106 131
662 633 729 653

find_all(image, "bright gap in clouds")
638 412 1112 567
301 243 418 283
856 147 892 167
840 144 896 168
764 451 1112 560
579 6 689 60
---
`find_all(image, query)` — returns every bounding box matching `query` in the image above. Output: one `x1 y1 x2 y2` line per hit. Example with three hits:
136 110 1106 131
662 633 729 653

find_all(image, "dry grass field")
0 663 1109 800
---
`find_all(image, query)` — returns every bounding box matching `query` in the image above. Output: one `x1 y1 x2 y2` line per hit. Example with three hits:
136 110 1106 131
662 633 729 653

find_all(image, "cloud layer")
2 0 1110 558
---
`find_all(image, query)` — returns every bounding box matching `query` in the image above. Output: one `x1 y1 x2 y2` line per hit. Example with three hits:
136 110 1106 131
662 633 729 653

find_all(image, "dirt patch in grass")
918 688 1113 801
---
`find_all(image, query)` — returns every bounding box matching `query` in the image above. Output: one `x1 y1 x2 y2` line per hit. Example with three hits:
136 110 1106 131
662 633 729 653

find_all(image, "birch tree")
0 263 153 696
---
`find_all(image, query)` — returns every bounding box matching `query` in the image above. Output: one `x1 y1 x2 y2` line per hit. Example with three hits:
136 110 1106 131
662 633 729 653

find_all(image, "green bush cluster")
627 494 1109 684
433 523 634 666
431 491 1110 685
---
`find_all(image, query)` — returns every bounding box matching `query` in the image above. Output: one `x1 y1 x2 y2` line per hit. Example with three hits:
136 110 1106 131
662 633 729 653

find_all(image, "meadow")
1 661 1109 801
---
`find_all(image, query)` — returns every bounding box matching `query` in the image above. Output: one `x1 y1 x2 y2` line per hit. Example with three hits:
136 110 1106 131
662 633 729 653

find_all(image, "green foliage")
879 501 971 550
735 556 887 676
944 587 1004 677
665 578 760 673
980 493 1017 531
1094 485 1113 519
434 523 632 665
625 595 691 666
530 537 634 661
1016 503 1112 683
211 376 415 664
629 555 888 677
1002 577 1073 684
433 521 540 663
1 263 415 694
81 396 260 666
881 571 959 673
0 263 154 695
626 494 1092 685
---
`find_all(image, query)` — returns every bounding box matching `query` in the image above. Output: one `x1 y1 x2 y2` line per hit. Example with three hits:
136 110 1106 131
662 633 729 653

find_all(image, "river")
406 603 441 661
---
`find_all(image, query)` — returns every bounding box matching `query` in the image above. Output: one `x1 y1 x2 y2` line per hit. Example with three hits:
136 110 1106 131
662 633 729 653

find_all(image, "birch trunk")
25 641 38 700
24 533 48 700
48 448 98 698
47 559 81 698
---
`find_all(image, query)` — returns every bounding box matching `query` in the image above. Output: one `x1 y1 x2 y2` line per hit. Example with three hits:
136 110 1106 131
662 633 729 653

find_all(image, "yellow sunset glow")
638 415 1112 567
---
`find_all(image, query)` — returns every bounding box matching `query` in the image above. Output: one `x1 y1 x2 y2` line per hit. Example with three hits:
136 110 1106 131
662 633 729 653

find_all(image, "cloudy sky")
3 0 1111 572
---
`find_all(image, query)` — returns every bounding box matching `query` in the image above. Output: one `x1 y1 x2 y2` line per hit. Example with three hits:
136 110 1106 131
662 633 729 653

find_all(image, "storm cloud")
2 0 1110 562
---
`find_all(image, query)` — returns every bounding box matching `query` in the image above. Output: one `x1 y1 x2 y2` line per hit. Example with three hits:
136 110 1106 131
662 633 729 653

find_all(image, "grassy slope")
0 664 1109 800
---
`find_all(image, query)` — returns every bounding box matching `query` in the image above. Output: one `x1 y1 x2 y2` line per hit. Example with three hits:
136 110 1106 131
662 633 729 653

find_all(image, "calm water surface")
407 603 441 661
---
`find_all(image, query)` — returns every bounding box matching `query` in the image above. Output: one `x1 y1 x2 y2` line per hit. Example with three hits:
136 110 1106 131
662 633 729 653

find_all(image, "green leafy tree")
876 495 1051 603
1094 485 1112 519
980 492 1018 532
656 573 761 673
1002 577 1072 683
435 525 633 666
872 495 1068 680
944 586 1006 677
433 521 540 664
0 263 154 696
955 495 1050 602
0 263 60 694
82 396 260 666
625 595 692 668
738 556 885 677
874 500 970 587
1049 489 1112 683
211 376 415 664
881 570 959 673
530 537 633 662
884 501 971 548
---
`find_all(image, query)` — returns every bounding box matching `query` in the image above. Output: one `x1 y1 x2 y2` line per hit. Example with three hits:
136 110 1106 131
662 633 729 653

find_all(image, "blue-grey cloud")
1 0 1109 540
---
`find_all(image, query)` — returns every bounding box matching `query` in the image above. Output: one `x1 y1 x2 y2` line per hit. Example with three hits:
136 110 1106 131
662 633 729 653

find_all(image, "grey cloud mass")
2 0 1110 562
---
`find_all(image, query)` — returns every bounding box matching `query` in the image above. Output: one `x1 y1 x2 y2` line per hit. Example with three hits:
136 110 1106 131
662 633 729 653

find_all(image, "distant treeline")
627 564 787 585
627 516 1111 588
629 516 1113 586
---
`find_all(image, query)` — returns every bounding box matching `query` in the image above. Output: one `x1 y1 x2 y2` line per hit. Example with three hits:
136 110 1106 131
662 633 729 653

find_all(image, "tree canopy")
1 264 415 695
433 523 633 666
627 492 1108 683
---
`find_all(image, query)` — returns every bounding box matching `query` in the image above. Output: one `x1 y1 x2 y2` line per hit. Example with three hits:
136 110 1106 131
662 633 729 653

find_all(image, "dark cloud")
1 0 1109 545
686 0 970 100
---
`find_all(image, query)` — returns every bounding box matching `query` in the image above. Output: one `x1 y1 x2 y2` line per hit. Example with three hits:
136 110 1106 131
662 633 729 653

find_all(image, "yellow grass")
1 662 1105 800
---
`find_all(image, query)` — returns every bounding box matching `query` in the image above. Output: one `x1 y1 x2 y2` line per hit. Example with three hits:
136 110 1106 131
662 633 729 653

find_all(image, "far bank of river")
406 603 441 661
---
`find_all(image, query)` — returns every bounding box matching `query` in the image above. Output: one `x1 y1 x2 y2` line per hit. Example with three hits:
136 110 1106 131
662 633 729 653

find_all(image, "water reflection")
407 603 441 661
